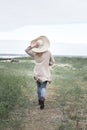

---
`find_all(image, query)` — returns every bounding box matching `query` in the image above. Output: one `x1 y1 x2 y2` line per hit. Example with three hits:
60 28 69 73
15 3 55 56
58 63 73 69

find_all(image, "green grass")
52 57 87 130
0 56 87 130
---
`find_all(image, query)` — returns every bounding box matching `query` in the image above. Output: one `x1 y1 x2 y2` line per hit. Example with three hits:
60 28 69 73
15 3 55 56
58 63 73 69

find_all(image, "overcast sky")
0 0 87 56
0 0 87 31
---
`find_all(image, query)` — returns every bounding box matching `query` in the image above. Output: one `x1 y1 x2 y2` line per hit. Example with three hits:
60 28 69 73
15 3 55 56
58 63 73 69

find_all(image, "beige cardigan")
25 46 55 83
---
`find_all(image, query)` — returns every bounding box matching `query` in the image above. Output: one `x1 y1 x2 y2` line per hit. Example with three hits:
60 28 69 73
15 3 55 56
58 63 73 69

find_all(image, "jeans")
36 81 47 100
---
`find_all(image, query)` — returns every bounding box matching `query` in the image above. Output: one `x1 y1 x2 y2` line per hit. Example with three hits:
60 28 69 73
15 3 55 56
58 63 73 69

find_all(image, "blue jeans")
36 81 47 100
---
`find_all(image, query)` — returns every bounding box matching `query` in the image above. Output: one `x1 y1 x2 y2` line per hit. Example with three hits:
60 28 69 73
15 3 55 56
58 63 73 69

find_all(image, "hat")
30 36 50 53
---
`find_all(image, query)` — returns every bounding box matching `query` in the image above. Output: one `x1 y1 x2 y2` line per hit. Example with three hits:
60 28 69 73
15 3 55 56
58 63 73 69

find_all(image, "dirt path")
22 85 61 130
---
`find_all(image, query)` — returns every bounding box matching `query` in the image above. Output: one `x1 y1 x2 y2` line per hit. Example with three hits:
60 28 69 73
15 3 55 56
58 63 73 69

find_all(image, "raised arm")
25 46 34 57
25 41 39 57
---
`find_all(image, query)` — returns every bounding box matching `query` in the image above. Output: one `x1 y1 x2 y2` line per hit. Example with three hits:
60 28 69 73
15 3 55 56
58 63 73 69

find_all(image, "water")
0 54 27 59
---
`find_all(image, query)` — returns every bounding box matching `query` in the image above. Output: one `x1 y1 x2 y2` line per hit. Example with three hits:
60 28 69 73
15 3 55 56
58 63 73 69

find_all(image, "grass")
0 56 87 130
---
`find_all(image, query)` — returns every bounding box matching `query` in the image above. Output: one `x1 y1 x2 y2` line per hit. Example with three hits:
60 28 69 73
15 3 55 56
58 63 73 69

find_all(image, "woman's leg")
36 81 47 109
41 81 47 99
36 81 42 100
40 81 47 109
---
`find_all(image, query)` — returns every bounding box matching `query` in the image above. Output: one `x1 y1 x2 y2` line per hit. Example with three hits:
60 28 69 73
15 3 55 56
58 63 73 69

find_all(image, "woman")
25 36 55 110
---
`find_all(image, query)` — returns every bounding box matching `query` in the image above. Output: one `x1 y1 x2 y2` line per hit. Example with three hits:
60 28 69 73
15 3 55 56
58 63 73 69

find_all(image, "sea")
0 53 87 59
0 54 27 59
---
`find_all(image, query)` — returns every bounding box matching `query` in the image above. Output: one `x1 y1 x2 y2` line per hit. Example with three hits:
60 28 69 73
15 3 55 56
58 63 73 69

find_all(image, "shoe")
40 97 45 110
38 99 41 105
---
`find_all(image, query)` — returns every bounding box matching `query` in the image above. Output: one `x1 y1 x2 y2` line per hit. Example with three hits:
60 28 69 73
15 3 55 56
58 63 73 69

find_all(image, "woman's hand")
31 41 39 48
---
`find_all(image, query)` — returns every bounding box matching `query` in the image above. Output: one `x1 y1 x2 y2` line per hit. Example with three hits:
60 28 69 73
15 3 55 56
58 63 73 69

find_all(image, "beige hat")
30 36 50 53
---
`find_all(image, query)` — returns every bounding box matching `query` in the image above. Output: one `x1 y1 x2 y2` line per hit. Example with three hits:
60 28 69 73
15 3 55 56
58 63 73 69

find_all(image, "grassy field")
0 56 87 130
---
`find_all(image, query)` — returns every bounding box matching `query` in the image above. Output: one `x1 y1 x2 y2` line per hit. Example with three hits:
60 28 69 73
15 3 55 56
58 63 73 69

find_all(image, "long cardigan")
25 46 55 83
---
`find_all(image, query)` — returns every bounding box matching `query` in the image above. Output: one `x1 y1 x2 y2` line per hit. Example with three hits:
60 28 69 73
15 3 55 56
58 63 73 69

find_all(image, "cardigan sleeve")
25 46 35 57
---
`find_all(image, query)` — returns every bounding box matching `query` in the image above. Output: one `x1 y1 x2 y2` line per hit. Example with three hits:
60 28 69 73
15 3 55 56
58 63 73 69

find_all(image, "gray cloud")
0 0 87 31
